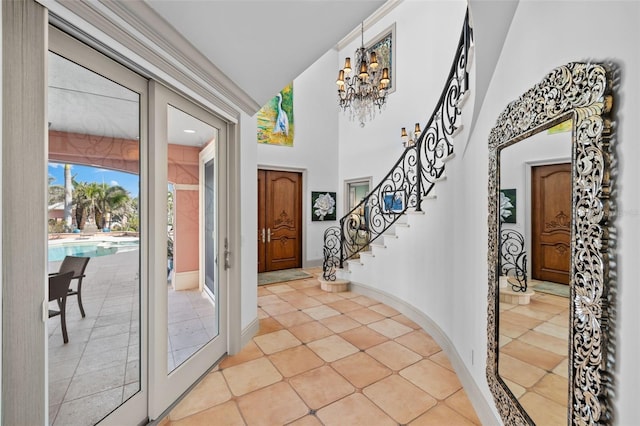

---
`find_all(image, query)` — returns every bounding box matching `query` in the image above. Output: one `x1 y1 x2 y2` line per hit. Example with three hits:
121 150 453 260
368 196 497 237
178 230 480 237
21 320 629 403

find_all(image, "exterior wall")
461 1 640 422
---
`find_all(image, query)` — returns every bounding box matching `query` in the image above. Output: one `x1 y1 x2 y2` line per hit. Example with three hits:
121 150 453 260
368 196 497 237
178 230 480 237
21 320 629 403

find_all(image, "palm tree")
86 183 130 229
72 181 91 230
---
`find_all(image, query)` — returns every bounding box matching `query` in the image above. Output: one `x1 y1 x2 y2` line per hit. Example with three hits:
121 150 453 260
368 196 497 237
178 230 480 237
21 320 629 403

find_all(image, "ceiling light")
336 22 389 127
183 129 196 134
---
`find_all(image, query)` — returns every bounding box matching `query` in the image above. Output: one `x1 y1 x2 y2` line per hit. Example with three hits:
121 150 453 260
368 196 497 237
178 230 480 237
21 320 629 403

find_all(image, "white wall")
460 0 640 422
256 49 340 264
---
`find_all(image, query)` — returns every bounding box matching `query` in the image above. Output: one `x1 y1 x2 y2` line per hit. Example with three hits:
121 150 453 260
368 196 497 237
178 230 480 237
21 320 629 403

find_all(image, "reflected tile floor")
160 269 481 426
499 289 570 425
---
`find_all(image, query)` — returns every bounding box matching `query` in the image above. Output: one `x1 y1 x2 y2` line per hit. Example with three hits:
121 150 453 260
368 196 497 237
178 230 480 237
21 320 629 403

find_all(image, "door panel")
257 170 302 272
532 163 571 284
257 170 266 273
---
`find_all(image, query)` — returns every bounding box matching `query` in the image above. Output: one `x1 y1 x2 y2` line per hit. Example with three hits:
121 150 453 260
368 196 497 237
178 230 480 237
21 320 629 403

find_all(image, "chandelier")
336 23 390 127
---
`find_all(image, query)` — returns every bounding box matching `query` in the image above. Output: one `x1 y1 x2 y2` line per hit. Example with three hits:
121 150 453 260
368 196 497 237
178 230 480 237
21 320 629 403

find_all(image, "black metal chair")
49 271 74 344
54 256 91 317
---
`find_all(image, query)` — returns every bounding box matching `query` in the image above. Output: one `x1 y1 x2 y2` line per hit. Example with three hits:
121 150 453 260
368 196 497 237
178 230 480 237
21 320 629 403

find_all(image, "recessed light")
184 129 196 134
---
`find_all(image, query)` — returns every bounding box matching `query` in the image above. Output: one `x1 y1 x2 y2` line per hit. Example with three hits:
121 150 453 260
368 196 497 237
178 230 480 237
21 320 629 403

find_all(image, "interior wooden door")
531 163 572 284
257 170 302 272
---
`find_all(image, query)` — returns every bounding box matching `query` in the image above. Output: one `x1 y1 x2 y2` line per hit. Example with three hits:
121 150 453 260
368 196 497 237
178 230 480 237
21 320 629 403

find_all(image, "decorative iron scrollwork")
322 9 473 282
499 229 528 292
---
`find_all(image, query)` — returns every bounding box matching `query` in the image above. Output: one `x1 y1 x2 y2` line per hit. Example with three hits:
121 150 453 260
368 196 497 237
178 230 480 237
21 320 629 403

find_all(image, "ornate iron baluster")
499 229 528 292
322 9 473 281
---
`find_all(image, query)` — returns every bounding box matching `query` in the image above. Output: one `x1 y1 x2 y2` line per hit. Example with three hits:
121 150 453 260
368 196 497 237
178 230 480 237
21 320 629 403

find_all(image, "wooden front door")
531 163 572 284
257 170 302 272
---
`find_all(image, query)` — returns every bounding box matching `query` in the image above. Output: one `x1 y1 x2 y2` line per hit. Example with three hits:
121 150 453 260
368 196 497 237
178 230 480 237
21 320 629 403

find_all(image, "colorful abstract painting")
257 83 294 146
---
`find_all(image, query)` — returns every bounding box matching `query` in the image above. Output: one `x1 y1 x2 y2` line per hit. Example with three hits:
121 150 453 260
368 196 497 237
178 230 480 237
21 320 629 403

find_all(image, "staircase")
322 9 474 287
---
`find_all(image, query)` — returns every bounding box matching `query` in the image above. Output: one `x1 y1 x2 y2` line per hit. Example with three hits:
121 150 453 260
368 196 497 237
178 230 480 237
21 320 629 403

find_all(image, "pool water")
48 240 139 262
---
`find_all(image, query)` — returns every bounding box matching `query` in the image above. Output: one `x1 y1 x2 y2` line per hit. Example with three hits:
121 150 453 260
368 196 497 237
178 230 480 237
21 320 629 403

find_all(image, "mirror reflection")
497 121 572 424
166 105 219 372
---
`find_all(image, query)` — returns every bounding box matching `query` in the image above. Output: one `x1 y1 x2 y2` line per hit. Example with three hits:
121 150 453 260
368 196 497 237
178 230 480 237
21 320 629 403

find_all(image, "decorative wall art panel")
311 191 336 221
257 83 294 146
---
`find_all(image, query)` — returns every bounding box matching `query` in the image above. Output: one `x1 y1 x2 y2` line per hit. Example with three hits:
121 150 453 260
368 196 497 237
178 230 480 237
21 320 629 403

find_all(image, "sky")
48 162 139 198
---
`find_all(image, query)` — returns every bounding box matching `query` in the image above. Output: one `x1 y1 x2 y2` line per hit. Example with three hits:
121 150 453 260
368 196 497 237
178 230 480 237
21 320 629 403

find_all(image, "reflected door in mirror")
532 163 571 285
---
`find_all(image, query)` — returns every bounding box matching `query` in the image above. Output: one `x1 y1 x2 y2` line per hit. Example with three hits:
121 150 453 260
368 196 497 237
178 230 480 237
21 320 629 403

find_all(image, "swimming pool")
48 239 139 262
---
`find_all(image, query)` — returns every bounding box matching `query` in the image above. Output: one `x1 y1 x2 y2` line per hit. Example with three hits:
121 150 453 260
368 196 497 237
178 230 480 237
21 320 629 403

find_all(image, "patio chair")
55 256 91 317
49 271 74 344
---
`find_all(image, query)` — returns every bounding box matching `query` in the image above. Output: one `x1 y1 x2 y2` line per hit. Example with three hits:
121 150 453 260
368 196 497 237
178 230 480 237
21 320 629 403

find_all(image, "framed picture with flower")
311 191 337 221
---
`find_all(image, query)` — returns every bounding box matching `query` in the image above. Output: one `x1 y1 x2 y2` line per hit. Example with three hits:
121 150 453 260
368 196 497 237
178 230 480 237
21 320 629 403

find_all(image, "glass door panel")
47 51 142 425
166 104 219 371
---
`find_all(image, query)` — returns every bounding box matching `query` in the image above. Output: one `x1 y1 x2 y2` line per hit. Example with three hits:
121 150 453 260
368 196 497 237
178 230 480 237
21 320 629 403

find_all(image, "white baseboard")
349 280 498 426
238 317 259 353
173 270 199 290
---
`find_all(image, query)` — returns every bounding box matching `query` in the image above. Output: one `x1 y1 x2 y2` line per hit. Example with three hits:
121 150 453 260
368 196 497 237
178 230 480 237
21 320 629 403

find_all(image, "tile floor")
48 249 216 425
498 282 570 425
159 270 482 425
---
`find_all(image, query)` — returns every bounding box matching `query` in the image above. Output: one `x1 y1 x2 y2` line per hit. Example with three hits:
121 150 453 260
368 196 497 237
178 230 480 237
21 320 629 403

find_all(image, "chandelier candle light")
336 23 390 127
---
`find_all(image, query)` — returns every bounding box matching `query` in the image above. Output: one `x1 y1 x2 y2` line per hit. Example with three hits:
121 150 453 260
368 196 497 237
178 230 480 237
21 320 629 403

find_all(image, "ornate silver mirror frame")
487 62 616 425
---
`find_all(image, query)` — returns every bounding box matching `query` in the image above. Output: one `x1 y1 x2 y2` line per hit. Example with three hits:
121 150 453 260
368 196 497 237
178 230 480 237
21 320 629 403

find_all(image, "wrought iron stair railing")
322 9 473 281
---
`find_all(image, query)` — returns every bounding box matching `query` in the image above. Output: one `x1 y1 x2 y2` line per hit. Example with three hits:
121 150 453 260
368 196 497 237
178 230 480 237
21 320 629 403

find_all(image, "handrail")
323 9 473 281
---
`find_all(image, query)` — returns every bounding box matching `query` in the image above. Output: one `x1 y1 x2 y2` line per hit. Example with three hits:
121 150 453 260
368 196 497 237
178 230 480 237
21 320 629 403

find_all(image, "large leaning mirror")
487 62 616 425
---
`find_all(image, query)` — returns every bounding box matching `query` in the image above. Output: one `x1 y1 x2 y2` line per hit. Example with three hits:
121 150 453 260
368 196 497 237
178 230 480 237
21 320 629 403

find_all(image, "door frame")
199 141 216 297
257 165 307 268
524 157 571 280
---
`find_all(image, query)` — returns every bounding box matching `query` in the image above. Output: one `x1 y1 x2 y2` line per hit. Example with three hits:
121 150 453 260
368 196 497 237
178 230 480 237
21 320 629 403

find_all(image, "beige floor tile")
287 280 320 290
168 372 231 420
256 317 284 336
257 287 272 297
300 286 326 296
286 415 323 426
302 305 341 320
499 318 530 339
534 321 569 340
350 295 379 307
503 378 526 398
268 345 324 378
519 391 567 425
257 294 281 306
266 284 296 294
528 298 567 314
498 353 546 388
289 365 354 409
500 302 517 311
253 329 301 355
327 299 362 313
518 330 568 356
312 293 343 304
366 340 422 371
369 303 400 317
219 340 263 369
260 300 298 317
532 293 570 308
168 400 244 426
553 358 569 378
499 334 512 348
500 339 565 371
257 308 269 319
511 305 555 321
236 381 308 426
307 335 359 362
273 311 314 328
364 375 437 424
410 403 476 426
400 359 462 400
336 290 359 299
280 295 323 310
319 314 361 333
221 357 282 396
345 307 386 324
368 318 412 338
391 314 421 329
339 326 388 350
280 318 329 342
395 330 442 357
316 393 396 426
331 352 391 388
500 310 544 329
429 351 454 371
549 312 570 326
444 389 482 425
531 373 568 407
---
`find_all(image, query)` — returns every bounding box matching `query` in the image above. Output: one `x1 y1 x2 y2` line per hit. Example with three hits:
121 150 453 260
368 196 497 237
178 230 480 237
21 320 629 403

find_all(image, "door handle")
261 228 266 243
267 228 271 243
